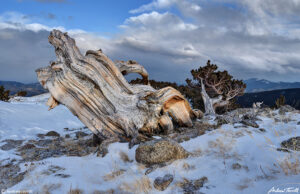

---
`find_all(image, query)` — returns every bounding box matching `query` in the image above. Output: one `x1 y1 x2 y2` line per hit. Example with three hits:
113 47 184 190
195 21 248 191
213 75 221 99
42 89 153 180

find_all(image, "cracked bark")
36 30 198 146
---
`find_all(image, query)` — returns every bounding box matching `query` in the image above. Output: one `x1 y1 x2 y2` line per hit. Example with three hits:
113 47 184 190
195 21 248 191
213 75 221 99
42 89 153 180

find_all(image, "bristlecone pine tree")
186 60 246 115
36 30 200 155
0 85 10 102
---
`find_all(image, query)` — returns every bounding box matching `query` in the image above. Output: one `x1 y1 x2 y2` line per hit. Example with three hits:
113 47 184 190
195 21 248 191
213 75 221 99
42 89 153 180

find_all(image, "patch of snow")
0 99 83 142
1 95 299 193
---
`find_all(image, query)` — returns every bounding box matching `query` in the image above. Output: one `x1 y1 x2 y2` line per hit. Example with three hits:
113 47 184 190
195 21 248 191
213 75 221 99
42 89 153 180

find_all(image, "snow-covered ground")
0 94 299 194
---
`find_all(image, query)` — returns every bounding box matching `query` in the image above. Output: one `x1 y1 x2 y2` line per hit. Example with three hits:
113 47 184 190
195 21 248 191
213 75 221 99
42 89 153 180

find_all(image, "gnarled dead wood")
115 60 149 85
36 30 196 152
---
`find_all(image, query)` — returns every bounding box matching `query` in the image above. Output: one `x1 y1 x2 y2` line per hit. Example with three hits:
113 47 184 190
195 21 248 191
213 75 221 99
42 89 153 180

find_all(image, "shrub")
16 91 27 97
275 94 285 108
0 85 10 101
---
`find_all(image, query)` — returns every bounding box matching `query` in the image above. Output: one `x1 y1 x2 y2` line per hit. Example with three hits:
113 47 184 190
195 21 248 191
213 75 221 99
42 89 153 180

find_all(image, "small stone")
153 174 174 191
241 119 259 128
75 131 88 139
297 121 300 125
194 177 208 189
259 128 266 132
55 173 70 178
37 134 45 138
45 131 60 137
276 148 290 153
179 177 208 193
232 163 242 170
215 116 229 126
65 134 70 138
192 109 204 119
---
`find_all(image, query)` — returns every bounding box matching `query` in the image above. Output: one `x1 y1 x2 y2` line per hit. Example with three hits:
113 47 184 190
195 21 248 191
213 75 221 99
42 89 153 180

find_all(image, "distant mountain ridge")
0 81 47 97
244 78 300 93
1 78 300 98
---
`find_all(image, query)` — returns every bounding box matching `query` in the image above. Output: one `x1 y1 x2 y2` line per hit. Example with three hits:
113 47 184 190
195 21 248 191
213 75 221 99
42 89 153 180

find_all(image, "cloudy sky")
1 0 300 83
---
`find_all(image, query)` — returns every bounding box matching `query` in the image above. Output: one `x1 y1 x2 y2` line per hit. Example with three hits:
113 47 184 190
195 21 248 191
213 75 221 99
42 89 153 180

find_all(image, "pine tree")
0 85 10 101
186 60 246 115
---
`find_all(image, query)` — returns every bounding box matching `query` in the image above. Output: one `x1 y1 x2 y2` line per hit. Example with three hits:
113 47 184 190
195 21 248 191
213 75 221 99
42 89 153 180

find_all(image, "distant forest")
237 88 300 110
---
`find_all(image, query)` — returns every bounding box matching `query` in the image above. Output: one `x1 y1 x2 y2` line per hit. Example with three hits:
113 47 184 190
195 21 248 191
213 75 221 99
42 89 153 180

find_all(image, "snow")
0 94 83 141
1 94 299 193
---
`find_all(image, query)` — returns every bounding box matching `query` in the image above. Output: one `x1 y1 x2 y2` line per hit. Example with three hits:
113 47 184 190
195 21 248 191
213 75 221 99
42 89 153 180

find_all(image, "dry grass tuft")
190 148 202 157
208 137 236 159
68 188 83 194
119 176 152 194
277 154 300 175
236 178 252 191
42 183 62 194
182 162 195 171
93 189 115 194
119 151 133 163
103 169 126 181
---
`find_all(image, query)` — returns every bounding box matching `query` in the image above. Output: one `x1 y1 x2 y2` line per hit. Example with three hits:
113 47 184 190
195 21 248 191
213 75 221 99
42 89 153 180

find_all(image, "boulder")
135 139 189 165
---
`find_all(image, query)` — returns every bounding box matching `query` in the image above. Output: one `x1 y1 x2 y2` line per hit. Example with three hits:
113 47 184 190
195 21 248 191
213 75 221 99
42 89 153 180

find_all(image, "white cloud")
1 0 300 83
129 0 201 15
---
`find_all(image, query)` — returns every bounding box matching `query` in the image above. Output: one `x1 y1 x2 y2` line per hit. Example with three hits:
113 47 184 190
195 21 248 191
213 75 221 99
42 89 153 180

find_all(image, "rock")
75 131 89 139
65 134 70 138
169 122 215 143
232 163 242 170
135 139 189 165
0 163 25 190
258 128 266 132
0 139 23 151
18 143 36 151
55 173 70 178
276 148 290 153
215 116 230 126
192 109 204 119
34 139 55 147
178 177 208 193
45 131 60 137
281 136 300 151
297 121 300 125
154 174 174 191
19 138 96 161
37 133 45 138
241 119 259 128
279 105 295 115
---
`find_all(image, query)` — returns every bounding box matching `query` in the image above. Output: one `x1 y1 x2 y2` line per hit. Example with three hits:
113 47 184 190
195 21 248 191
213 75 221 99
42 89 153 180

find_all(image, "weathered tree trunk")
200 78 215 115
36 30 197 153
200 78 230 115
